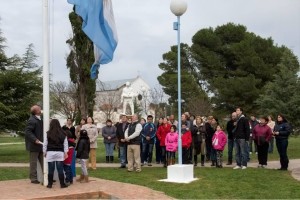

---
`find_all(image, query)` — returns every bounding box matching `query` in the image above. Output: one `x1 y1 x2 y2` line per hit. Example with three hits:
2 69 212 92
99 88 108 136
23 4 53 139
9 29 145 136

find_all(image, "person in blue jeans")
226 112 237 165
141 115 156 166
43 119 68 188
116 114 129 168
102 119 117 163
273 114 291 170
233 107 250 170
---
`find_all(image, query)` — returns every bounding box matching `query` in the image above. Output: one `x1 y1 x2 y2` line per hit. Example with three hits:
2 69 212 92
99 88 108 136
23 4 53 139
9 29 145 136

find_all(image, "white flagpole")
43 0 50 186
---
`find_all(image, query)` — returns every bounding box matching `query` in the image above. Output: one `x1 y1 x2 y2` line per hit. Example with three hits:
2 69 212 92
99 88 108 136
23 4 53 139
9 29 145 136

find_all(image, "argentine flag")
67 0 118 79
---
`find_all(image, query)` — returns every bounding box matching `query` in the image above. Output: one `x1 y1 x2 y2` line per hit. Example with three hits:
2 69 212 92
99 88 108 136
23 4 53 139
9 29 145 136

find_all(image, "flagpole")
43 0 50 186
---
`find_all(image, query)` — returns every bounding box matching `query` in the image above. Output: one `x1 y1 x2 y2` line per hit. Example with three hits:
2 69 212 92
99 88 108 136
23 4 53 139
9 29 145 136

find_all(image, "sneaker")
148 163 152 166
261 165 266 168
136 169 141 172
257 164 262 168
255 152 258 155
233 166 241 169
242 166 247 169
249 152 252 154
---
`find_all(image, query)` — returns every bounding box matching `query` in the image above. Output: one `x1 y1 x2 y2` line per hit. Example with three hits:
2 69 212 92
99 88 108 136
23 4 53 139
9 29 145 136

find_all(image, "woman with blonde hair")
82 116 98 170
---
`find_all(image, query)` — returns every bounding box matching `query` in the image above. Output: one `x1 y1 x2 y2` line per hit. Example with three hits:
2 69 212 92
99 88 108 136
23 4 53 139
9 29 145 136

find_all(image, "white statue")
121 82 135 115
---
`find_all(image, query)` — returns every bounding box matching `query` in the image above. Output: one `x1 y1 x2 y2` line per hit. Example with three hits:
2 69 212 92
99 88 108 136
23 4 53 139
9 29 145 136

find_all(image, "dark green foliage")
157 44 208 109
255 48 300 128
0 43 42 132
66 11 96 121
191 23 284 113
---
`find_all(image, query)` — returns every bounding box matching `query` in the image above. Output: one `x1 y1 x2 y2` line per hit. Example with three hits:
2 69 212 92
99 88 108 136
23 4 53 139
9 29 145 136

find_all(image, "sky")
0 0 299 88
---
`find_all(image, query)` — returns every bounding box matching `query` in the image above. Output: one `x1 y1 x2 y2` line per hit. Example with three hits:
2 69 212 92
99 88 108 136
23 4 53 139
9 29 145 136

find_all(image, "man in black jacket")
233 107 250 170
116 114 129 168
25 105 43 184
226 112 237 165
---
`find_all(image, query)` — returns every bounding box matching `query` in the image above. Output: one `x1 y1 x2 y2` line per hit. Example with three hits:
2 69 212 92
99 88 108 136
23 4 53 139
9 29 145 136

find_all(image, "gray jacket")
25 115 43 152
102 125 117 143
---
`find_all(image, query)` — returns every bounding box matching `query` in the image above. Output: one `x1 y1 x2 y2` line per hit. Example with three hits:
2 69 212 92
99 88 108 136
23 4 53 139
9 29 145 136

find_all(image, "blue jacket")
274 122 291 140
141 122 156 144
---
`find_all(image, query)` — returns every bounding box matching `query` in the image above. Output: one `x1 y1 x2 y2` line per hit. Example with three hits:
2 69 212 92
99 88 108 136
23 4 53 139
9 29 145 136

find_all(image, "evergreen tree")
191 23 286 113
157 44 208 113
255 49 300 128
66 10 96 121
0 43 42 132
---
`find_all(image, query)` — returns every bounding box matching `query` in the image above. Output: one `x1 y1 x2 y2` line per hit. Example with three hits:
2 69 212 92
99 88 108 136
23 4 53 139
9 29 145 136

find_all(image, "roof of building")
96 78 136 91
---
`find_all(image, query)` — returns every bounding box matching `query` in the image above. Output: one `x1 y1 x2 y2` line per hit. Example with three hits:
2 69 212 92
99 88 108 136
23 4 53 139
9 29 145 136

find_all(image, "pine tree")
66 10 96 121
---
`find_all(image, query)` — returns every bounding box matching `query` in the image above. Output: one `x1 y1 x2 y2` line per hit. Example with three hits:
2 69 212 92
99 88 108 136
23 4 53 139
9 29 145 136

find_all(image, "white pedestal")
159 164 198 184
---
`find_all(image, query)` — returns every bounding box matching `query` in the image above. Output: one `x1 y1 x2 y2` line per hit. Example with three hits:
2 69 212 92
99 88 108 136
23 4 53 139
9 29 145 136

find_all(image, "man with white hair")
125 114 142 172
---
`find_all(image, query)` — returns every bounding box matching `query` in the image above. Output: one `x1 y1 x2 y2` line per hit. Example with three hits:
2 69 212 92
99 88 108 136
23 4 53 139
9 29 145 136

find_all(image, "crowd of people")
25 105 292 188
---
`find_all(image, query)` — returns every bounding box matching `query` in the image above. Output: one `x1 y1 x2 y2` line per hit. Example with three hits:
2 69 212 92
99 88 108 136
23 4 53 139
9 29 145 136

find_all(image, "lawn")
1 136 299 163
1 167 300 199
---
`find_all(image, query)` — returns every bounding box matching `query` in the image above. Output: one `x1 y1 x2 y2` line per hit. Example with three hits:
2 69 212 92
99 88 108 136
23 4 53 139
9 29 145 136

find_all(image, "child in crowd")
212 125 227 168
76 129 90 183
165 125 178 166
181 123 192 164
63 130 76 185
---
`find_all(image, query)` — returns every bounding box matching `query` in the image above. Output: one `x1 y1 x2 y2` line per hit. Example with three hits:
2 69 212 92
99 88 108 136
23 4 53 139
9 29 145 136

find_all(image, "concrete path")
0 178 173 200
0 142 24 146
1 159 300 180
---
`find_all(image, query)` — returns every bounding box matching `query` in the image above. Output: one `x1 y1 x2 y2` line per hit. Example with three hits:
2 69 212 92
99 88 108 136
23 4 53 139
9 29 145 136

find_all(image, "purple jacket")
165 132 178 152
212 130 227 151
252 124 272 145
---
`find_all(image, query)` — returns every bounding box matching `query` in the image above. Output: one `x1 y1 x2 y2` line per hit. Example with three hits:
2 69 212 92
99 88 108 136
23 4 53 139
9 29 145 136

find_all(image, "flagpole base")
159 164 197 184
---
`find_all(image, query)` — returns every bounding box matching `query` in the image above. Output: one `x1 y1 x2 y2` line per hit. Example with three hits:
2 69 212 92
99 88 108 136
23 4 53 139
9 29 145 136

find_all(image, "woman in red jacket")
156 117 171 167
252 116 273 168
181 122 192 164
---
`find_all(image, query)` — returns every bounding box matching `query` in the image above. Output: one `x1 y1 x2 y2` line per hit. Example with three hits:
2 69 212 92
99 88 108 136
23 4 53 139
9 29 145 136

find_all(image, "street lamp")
170 0 187 165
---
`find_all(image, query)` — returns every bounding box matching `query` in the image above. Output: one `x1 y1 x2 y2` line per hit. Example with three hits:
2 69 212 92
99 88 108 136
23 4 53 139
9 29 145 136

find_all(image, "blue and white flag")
67 0 118 79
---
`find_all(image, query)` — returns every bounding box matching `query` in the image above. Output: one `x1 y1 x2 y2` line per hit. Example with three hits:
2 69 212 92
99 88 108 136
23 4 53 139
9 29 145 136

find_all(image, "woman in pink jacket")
212 125 227 168
165 125 178 166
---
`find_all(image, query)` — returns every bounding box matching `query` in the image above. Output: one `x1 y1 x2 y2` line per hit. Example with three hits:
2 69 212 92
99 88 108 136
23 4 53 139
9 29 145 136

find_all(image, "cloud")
0 0 299 87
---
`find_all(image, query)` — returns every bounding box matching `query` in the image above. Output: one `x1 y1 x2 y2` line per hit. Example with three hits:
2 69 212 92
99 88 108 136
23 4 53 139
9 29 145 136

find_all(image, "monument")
121 82 136 115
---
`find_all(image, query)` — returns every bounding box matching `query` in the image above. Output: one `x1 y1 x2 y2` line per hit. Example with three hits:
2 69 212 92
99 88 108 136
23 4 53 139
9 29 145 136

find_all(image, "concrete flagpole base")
159 164 198 184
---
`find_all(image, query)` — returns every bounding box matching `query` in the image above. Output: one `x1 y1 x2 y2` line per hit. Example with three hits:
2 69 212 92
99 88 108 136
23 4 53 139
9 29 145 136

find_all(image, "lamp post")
170 0 187 165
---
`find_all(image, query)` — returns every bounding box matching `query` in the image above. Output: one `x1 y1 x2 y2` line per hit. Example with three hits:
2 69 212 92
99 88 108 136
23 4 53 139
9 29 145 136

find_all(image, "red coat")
181 130 192 148
156 123 171 146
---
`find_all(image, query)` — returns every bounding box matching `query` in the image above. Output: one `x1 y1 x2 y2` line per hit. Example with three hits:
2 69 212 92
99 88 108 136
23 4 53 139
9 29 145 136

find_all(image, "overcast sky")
0 0 299 87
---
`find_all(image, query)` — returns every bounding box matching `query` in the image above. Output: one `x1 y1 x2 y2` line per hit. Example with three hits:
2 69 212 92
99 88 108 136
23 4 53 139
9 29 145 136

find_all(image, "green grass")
89 167 300 199
1 167 300 199
0 167 29 181
0 136 24 143
0 136 299 163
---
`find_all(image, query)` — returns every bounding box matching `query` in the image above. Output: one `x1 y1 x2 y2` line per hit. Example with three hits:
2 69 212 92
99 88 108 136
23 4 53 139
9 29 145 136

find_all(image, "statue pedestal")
159 164 198 183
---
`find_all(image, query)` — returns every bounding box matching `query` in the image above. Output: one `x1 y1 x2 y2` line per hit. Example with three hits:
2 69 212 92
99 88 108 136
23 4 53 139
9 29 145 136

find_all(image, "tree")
50 81 78 122
157 44 208 107
66 10 96 122
191 22 285 113
255 49 300 128
0 21 8 71
185 96 212 116
0 43 42 132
